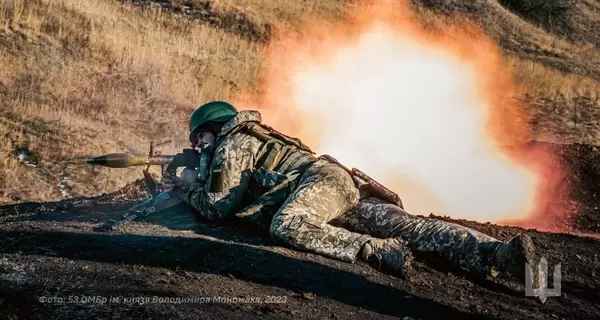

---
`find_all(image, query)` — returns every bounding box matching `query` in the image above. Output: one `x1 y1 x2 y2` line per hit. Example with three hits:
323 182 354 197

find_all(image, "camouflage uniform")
336 197 502 275
177 110 510 275
178 110 370 262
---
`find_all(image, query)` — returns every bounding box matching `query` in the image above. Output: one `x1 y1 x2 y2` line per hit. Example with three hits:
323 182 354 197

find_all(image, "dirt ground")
1 141 599 320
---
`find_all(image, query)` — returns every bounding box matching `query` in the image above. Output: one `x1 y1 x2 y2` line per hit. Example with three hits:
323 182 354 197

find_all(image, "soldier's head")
188 101 238 148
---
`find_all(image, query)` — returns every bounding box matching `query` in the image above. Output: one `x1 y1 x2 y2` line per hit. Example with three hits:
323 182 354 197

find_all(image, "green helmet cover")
188 101 238 143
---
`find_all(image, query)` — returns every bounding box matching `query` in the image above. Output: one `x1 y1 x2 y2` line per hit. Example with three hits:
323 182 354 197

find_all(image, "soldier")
162 101 535 281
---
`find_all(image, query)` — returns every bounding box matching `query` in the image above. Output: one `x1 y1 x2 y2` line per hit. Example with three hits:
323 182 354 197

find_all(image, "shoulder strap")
216 122 315 173
243 123 315 154
243 123 316 172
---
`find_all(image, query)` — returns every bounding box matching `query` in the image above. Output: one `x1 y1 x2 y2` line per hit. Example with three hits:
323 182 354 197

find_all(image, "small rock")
301 292 315 300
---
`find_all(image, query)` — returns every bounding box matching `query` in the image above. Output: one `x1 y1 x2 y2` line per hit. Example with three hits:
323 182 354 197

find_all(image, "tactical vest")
248 124 318 174
212 120 404 211
213 121 319 229
223 121 318 177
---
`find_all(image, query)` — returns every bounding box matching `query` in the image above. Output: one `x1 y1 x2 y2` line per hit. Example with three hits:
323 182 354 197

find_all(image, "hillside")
1 160 599 319
0 0 599 204
1 1 600 319
412 0 600 145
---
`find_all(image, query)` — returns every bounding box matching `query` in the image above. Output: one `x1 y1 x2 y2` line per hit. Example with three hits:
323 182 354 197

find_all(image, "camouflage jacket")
177 110 317 226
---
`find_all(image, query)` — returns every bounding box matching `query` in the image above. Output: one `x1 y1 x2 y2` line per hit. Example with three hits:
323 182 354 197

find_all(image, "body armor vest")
224 122 318 177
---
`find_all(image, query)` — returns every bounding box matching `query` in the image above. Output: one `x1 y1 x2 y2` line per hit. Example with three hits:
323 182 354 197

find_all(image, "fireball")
234 2 563 229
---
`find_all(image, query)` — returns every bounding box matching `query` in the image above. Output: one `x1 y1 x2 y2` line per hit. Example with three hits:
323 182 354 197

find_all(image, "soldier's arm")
177 137 256 219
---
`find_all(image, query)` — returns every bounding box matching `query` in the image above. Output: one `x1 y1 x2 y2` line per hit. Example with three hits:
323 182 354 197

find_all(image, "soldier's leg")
337 197 534 279
269 160 371 262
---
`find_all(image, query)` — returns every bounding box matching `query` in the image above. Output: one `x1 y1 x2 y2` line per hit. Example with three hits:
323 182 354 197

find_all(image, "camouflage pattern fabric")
177 111 265 219
269 159 372 262
178 109 505 273
336 197 503 275
178 110 372 262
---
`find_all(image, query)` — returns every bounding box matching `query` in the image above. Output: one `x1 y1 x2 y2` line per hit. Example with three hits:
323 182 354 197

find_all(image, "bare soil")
1 141 599 320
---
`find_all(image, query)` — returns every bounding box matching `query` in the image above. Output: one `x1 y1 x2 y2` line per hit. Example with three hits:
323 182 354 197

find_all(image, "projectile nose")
85 153 136 168
87 156 106 165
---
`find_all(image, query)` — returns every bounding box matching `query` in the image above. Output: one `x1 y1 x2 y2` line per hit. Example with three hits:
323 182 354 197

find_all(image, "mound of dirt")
508 141 600 233
542 142 599 232
0 141 599 319
110 178 154 202
1 192 599 320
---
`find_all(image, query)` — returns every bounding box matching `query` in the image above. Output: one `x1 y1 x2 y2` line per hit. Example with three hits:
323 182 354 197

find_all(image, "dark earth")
1 141 599 320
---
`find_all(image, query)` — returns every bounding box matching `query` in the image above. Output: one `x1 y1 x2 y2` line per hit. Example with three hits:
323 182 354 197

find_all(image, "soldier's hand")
161 171 183 193
180 168 199 185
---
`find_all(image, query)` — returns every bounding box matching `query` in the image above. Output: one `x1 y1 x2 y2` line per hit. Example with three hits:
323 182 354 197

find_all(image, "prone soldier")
162 101 535 281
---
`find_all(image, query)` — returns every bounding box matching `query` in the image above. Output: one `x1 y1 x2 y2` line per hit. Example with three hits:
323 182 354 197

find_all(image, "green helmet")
188 101 238 143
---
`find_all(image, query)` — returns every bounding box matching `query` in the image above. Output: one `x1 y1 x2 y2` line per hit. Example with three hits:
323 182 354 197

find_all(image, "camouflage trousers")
337 197 503 275
269 159 371 262
269 159 504 275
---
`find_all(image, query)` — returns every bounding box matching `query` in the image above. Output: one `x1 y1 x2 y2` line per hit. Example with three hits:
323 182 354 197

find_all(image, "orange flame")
233 1 567 230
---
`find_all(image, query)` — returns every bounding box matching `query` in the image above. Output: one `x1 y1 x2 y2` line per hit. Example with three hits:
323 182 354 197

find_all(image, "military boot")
492 233 536 283
360 238 414 278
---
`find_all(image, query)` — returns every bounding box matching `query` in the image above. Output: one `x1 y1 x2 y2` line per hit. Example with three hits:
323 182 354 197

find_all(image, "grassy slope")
0 0 598 204
413 0 600 143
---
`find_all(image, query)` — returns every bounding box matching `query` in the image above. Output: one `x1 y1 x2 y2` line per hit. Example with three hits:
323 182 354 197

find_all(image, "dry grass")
508 57 600 100
412 0 600 80
0 0 598 203
0 0 267 202
412 0 600 143
0 0 350 203
507 56 600 144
